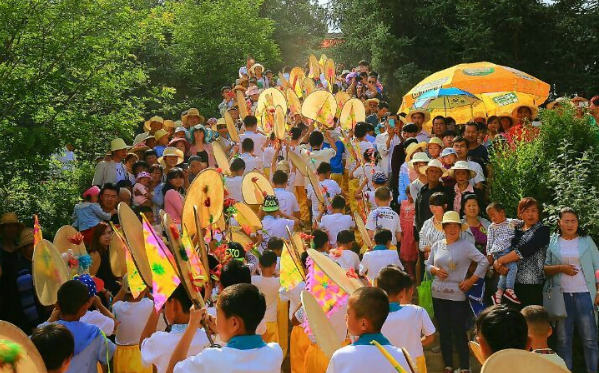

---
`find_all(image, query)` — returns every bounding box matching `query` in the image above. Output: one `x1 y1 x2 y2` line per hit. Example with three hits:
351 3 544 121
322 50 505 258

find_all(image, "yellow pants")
416 355 427 373
264 168 271 179
262 321 279 344
304 342 329 373
296 186 310 225
114 344 152 373
348 178 360 213
277 298 289 357
331 173 343 192
290 326 310 373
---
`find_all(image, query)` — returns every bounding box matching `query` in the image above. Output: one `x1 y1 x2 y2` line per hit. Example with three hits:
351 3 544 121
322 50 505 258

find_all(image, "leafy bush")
489 108 599 239
0 160 95 238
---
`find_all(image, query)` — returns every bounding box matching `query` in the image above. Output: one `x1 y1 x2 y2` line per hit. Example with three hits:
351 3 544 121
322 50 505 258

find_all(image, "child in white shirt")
351 148 382 193
365 187 402 247
272 170 300 219
225 158 245 202
239 138 263 175
169 283 283 373
260 195 299 251
112 281 154 373
318 195 354 247
331 230 360 272
360 229 403 284
251 251 281 344
306 162 342 218
140 285 210 373
326 287 411 373
377 266 435 373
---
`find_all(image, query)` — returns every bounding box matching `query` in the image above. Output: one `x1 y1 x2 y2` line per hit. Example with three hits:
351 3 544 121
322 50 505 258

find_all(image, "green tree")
260 0 328 67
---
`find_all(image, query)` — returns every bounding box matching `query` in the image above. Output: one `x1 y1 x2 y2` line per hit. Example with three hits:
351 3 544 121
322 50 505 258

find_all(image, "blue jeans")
556 292 598 373
493 249 517 290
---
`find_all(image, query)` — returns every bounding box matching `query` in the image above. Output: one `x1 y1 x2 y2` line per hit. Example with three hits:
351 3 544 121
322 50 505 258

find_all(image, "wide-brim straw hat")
408 109 431 124
427 136 443 148
408 152 431 170
511 105 538 119
154 129 169 142
441 211 468 230
110 138 130 152
182 108 205 126
250 63 264 75
0 213 24 228
16 228 34 248
446 160 477 179
158 147 184 166
419 159 447 177
163 119 177 129
546 97 568 110
0 321 47 373
405 141 428 163
300 290 343 358
182 168 225 239
144 116 164 132
481 349 569 373
168 137 191 154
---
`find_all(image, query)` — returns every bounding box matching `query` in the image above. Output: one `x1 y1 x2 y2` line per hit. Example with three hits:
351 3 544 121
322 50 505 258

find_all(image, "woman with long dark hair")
544 207 599 372
163 168 186 224
88 222 119 295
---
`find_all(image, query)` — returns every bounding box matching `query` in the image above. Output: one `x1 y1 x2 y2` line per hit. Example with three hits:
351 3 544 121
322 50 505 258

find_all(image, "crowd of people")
2 55 599 373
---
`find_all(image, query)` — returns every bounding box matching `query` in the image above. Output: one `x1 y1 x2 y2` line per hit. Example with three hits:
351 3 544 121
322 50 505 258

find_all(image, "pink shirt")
454 183 474 212
164 189 184 223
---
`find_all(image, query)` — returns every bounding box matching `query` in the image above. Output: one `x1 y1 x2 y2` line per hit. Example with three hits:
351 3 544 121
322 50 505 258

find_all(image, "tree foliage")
325 0 599 105
489 109 599 238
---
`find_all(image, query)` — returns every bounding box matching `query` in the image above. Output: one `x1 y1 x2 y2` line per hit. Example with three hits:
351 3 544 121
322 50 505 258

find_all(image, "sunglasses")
217 125 227 129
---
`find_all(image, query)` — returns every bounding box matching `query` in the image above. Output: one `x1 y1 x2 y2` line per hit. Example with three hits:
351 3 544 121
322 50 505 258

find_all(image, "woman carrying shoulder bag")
544 207 599 373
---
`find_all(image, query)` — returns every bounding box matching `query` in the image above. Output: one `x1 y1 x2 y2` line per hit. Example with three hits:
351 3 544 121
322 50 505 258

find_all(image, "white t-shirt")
80 310 115 336
327 343 410 373
360 250 403 283
251 276 281 322
240 153 264 175
559 237 588 293
240 131 268 158
467 160 485 186
112 298 154 345
319 213 355 246
381 304 436 359
262 146 276 170
301 147 336 169
365 207 402 245
141 325 210 373
261 216 294 249
376 132 400 174
332 250 360 272
174 342 283 373
362 190 378 211
225 176 243 202
274 188 300 217
279 281 306 320
347 140 374 170
306 178 342 217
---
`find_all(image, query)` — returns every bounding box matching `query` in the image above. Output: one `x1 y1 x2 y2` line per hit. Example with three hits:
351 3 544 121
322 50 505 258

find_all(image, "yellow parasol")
182 169 225 238
324 58 336 92
301 91 337 128
286 88 302 116
303 77 316 96
224 111 240 143
308 55 320 79
32 240 69 306
301 290 343 358
290 67 306 98
335 91 351 117
278 71 290 89
256 88 287 118
339 98 366 130
212 142 230 175
236 90 249 119
400 61 550 126
274 105 286 140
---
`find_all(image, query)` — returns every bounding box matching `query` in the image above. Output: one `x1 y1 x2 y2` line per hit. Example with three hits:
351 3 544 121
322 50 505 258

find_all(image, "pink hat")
136 171 151 181
83 186 101 199
246 86 260 96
